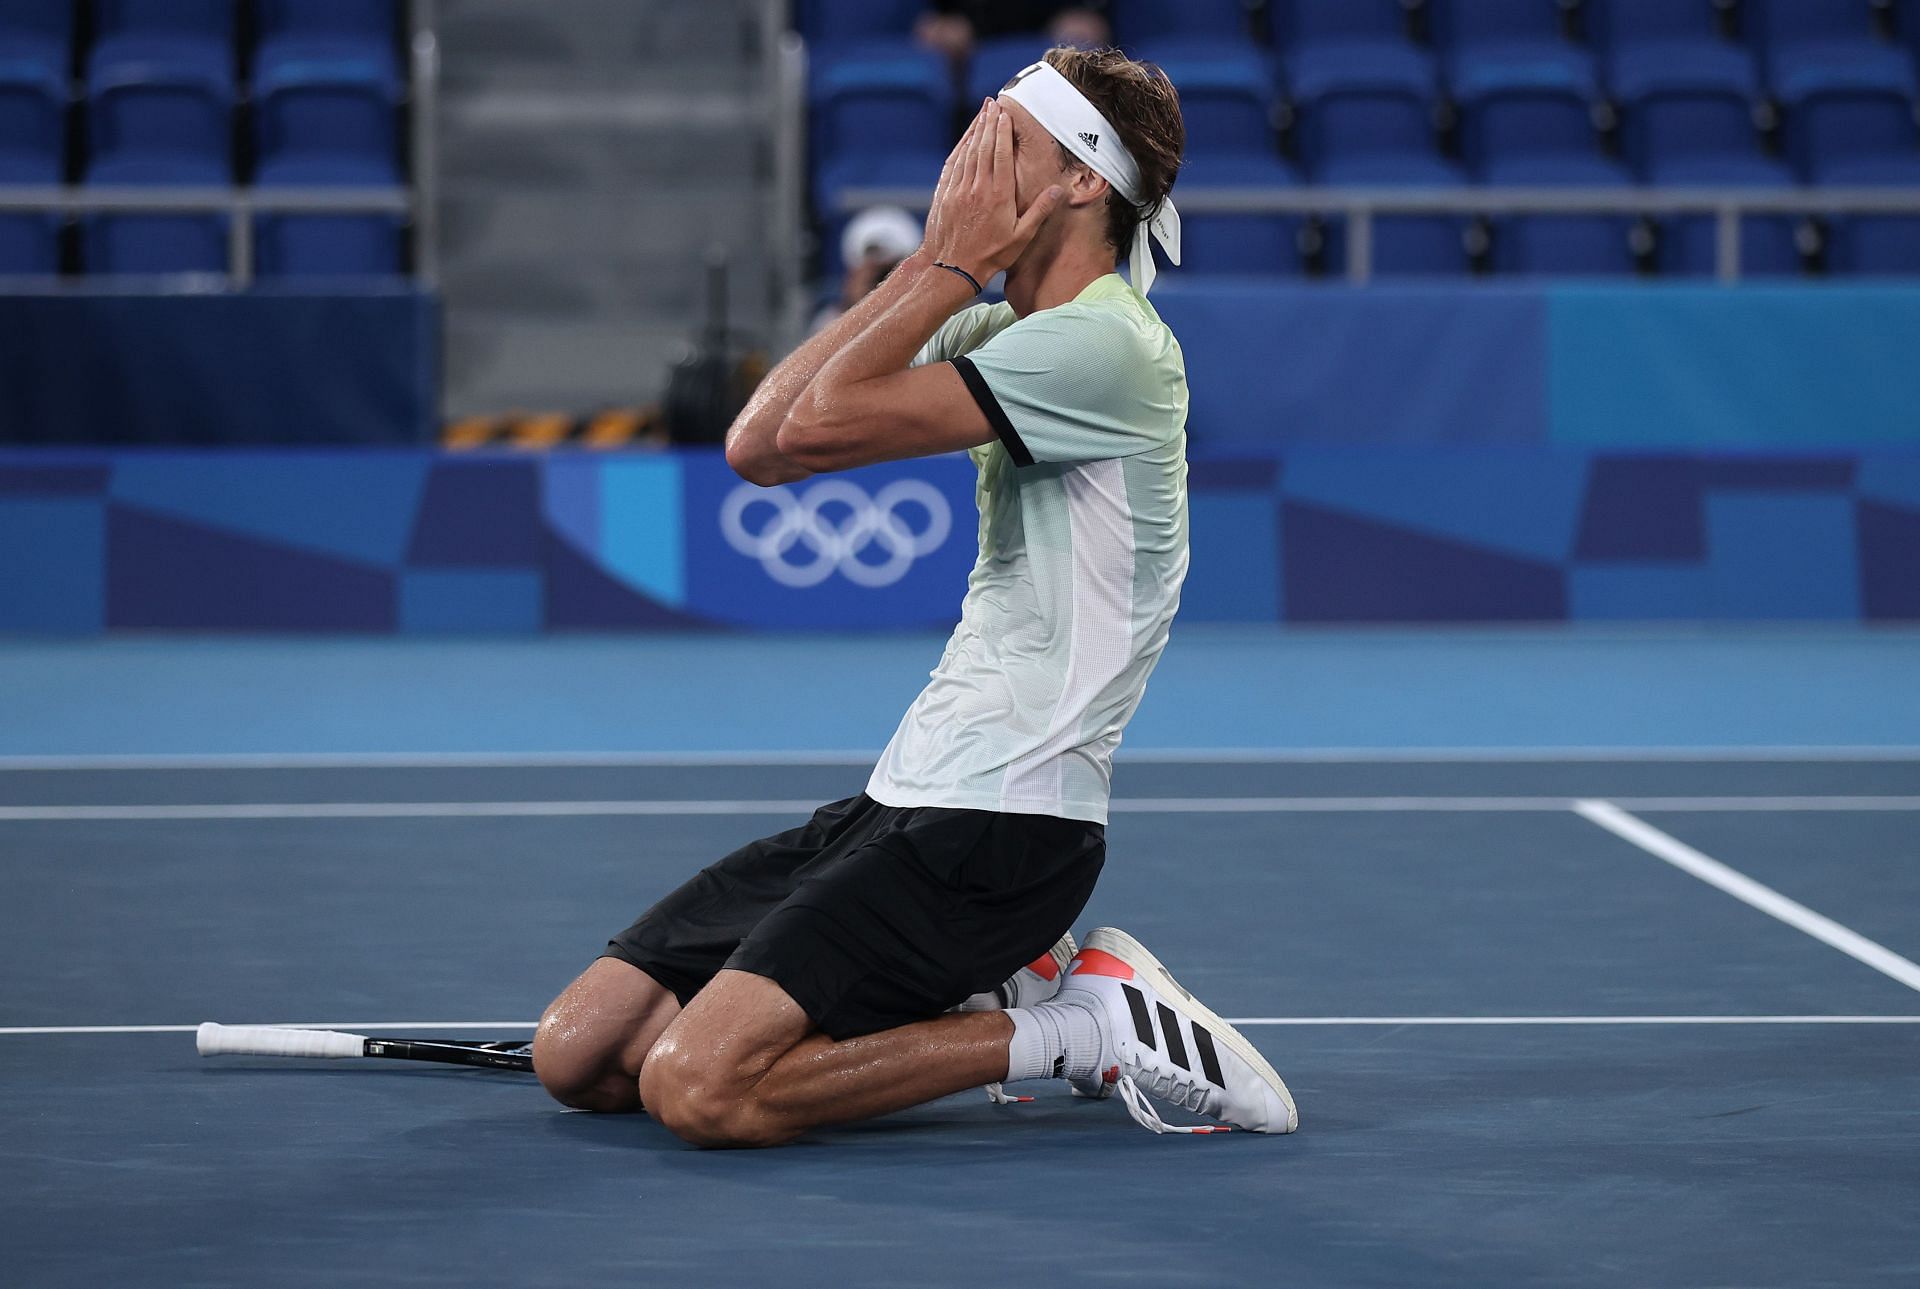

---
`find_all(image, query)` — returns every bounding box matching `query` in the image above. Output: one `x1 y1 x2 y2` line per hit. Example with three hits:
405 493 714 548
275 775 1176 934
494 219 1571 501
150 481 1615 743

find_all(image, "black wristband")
931 260 984 294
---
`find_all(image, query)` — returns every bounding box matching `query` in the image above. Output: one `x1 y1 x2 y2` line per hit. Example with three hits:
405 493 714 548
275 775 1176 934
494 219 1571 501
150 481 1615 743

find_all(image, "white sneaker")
1056 927 1298 1135
965 932 1076 1105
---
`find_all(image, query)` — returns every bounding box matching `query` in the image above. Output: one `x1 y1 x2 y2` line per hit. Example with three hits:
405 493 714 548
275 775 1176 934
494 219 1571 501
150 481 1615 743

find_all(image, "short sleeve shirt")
865 274 1190 825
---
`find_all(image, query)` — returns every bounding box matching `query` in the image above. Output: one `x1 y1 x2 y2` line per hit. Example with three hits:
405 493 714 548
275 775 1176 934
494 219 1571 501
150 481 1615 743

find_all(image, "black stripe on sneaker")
1122 984 1157 1050
1156 1003 1191 1070
1192 1024 1227 1089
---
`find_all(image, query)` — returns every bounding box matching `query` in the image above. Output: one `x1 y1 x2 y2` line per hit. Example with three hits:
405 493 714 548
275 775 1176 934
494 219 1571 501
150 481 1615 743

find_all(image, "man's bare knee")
638 1040 794 1148
533 1007 643 1112
532 960 680 1114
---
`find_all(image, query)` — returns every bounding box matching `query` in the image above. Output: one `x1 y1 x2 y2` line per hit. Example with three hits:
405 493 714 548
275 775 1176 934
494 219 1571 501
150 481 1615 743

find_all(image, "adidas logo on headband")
1078 130 1099 149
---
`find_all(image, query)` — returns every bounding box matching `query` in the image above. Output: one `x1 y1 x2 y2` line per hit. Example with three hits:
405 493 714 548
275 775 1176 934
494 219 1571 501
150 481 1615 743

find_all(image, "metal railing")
764 0 808 350
834 185 1920 284
0 0 439 289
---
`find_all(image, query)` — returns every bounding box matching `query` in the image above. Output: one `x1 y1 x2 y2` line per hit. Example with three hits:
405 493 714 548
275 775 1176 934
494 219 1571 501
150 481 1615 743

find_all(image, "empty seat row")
0 1 407 276
796 0 1920 59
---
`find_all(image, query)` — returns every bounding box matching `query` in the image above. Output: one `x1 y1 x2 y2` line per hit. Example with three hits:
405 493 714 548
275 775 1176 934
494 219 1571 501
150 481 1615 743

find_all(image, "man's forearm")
807 256 975 406
724 253 941 484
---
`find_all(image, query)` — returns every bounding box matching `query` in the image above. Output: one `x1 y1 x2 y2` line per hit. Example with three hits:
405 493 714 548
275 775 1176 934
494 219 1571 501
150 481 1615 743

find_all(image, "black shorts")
603 794 1105 1040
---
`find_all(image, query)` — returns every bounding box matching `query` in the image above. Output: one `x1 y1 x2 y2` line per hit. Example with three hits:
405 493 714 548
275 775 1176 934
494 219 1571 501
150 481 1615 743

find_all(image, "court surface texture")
3 630 1918 1287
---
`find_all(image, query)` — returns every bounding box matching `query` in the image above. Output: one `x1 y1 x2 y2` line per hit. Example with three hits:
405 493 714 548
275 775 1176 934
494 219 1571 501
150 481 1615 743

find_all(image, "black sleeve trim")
950 356 1034 467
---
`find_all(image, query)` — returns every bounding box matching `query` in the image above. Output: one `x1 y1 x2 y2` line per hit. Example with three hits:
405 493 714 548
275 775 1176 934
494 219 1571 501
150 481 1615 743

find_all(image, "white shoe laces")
1113 1072 1231 1135
982 1082 1031 1105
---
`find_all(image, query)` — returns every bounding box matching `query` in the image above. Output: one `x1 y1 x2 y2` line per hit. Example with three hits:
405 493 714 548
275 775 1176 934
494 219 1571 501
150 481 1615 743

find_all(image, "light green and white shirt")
865 273 1189 825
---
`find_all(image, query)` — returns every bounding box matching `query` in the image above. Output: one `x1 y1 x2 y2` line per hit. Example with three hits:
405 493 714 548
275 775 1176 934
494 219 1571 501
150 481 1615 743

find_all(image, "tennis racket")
196 1022 534 1073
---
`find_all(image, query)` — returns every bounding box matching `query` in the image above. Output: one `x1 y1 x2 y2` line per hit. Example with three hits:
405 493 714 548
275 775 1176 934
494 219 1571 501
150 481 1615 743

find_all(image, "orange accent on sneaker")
1104 1065 1120 1085
1026 951 1061 982
1069 947 1135 980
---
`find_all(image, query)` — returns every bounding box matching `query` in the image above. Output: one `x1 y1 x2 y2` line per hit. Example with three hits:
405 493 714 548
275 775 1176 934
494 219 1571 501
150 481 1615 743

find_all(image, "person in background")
811 206 925 335
915 1 1110 61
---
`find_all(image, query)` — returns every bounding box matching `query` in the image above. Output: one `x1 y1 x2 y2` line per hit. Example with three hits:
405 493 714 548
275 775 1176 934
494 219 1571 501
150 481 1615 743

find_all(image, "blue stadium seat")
1142 44 1277 157
253 49 403 182
0 58 64 183
87 61 233 175
1453 56 1606 173
814 150 940 275
255 1 399 78
1174 153 1308 274
1289 43 1442 172
88 0 235 83
1483 153 1643 274
1650 155 1805 277
1822 155 1920 274
1109 0 1253 44
82 155 228 274
1755 0 1918 116
809 42 953 175
964 35 1057 106
1775 56 1920 179
1589 0 1726 52
1617 65 1769 177
0 213 58 274
792 0 923 44
1432 0 1569 48
1317 153 1476 276
1272 0 1410 50
255 210 404 278
0 1 73 80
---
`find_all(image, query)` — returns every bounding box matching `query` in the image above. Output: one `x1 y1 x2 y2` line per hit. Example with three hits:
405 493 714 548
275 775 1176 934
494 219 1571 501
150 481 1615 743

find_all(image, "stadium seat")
82 155 228 274
1776 61 1920 179
1650 155 1805 277
0 58 64 182
1289 43 1442 172
253 48 403 182
1589 0 1727 52
1108 0 1253 45
0 1 73 80
255 210 404 278
791 0 923 44
255 1 400 78
1432 0 1570 49
1140 44 1278 157
1618 80 1769 176
814 150 940 275
809 43 953 173
87 60 234 176
1755 0 1919 120
1453 56 1607 173
1174 153 1308 274
0 213 58 274
964 35 1057 106
1483 153 1643 274
1272 0 1412 50
1316 153 1476 276
1822 155 1920 274
88 0 236 83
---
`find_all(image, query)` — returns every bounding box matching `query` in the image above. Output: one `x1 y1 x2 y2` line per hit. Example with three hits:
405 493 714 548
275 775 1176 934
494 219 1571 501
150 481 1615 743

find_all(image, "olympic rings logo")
719 478 953 588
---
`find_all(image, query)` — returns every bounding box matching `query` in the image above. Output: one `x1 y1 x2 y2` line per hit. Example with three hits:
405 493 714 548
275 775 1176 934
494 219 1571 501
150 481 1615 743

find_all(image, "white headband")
998 60 1181 294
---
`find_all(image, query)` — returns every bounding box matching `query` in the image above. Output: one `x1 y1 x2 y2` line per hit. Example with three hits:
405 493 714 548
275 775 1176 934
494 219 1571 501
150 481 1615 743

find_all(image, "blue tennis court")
5 642 1918 1288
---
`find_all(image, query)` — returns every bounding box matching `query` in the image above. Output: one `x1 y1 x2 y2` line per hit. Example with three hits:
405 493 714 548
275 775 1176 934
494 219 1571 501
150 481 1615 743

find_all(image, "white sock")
1004 1000 1103 1083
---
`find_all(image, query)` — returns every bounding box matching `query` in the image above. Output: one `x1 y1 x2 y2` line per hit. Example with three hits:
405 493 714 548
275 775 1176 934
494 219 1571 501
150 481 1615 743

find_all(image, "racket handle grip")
196 1022 366 1059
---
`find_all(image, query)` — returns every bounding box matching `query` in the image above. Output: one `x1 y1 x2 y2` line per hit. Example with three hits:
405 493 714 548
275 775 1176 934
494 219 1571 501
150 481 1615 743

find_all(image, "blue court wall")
1 283 1916 632
1149 282 1920 452
0 289 438 447
1 445 1916 632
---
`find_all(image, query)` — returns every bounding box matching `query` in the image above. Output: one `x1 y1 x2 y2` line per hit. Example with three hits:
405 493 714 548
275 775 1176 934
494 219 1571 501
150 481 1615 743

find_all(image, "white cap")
841 205 924 267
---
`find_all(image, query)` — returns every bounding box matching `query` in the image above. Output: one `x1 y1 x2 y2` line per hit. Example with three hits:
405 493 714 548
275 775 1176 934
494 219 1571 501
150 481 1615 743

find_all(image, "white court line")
1 745 1918 770
1575 800 1920 995
6 796 1920 822
6 1015 1920 1037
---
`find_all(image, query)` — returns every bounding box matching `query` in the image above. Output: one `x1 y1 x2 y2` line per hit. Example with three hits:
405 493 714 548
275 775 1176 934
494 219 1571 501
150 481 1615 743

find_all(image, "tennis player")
534 48 1296 1144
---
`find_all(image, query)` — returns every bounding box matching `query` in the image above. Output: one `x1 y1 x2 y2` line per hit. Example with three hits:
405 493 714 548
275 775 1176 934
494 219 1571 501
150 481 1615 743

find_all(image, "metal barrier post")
1347 203 1374 285
410 0 441 286
1716 204 1742 285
